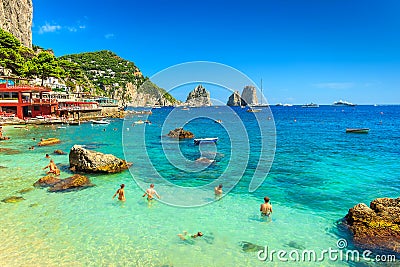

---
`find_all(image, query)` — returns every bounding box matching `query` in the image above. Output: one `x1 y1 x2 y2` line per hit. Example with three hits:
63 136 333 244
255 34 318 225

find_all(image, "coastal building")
31 77 68 91
0 76 58 119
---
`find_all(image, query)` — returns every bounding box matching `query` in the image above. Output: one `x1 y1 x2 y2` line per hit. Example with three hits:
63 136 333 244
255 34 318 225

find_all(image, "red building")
0 77 58 119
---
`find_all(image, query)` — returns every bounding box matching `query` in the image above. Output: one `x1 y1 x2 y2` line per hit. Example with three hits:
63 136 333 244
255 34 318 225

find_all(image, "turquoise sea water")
0 105 399 266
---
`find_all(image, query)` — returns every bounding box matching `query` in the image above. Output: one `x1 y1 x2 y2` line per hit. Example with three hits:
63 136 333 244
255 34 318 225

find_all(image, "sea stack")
227 91 244 106
186 84 212 107
241 86 258 106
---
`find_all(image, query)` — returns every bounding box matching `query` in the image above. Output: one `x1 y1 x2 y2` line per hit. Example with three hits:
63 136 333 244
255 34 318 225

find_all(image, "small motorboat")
134 120 144 124
194 137 218 145
247 108 262 113
68 121 80 126
215 119 222 123
91 120 110 125
346 128 370 134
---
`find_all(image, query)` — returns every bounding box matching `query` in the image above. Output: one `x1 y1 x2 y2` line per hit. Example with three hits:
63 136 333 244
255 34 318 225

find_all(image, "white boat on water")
194 137 218 145
302 103 319 108
134 120 144 124
333 100 356 106
91 120 110 125
247 108 262 113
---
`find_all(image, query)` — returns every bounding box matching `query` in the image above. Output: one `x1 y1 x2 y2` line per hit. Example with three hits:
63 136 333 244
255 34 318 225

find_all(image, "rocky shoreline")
344 197 400 254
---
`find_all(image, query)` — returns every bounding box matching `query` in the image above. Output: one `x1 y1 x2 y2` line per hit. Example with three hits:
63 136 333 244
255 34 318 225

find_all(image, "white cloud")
105 33 115 39
313 82 355 90
38 23 62 34
79 25 86 29
68 27 77 32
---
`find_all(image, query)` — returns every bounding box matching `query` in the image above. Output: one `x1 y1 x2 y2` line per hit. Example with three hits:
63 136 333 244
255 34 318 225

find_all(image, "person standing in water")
43 159 60 176
214 184 223 195
260 196 273 216
142 184 160 200
112 184 126 201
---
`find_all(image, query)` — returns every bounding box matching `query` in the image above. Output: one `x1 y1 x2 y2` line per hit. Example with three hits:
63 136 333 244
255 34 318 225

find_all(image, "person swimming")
260 196 273 216
112 184 126 201
178 231 203 240
142 184 160 200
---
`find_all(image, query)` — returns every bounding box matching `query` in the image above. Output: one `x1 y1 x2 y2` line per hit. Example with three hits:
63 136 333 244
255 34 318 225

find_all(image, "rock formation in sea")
344 197 400 254
0 0 33 48
48 174 94 192
34 175 61 187
227 91 244 106
34 174 94 192
54 149 67 155
167 128 194 139
186 84 212 107
241 86 258 106
69 145 130 173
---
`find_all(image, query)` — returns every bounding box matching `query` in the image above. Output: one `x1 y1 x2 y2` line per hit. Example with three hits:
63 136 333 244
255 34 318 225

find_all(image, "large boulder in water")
167 128 194 139
33 175 61 187
48 174 94 192
69 145 130 173
344 197 400 253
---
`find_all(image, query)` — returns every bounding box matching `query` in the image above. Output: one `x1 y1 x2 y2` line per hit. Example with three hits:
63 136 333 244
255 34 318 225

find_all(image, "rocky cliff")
0 0 32 48
186 84 212 106
241 85 258 106
227 90 244 106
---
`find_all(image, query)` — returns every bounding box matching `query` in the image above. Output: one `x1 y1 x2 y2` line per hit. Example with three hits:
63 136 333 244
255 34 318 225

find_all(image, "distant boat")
283 104 293 107
346 128 370 134
215 119 222 123
333 100 356 106
91 120 109 125
247 108 262 113
134 120 144 124
275 103 283 106
181 107 190 111
302 103 319 108
68 121 80 126
194 137 218 145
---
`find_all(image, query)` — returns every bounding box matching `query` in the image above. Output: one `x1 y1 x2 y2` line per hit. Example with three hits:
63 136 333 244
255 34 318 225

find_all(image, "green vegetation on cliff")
0 28 177 105
60 50 177 104
0 28 85 88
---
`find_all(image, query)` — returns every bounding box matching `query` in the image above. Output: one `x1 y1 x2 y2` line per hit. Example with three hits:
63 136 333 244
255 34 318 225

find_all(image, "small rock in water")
286 241 306 250
17 187 34 194
167 128 194 139
29 203 39 207
53 149 67 155
240 241 265 252
0 148 20 155
1 196 25 203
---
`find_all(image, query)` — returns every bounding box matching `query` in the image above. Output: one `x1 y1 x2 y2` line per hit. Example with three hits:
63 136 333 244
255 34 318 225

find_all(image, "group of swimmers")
111 182 273 241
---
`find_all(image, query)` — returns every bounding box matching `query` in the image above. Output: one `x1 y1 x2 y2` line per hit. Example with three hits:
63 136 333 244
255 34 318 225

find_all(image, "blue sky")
32 0 400 104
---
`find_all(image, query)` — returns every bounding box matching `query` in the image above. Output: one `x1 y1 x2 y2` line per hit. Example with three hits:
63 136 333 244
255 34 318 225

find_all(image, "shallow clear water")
0 105 399 266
